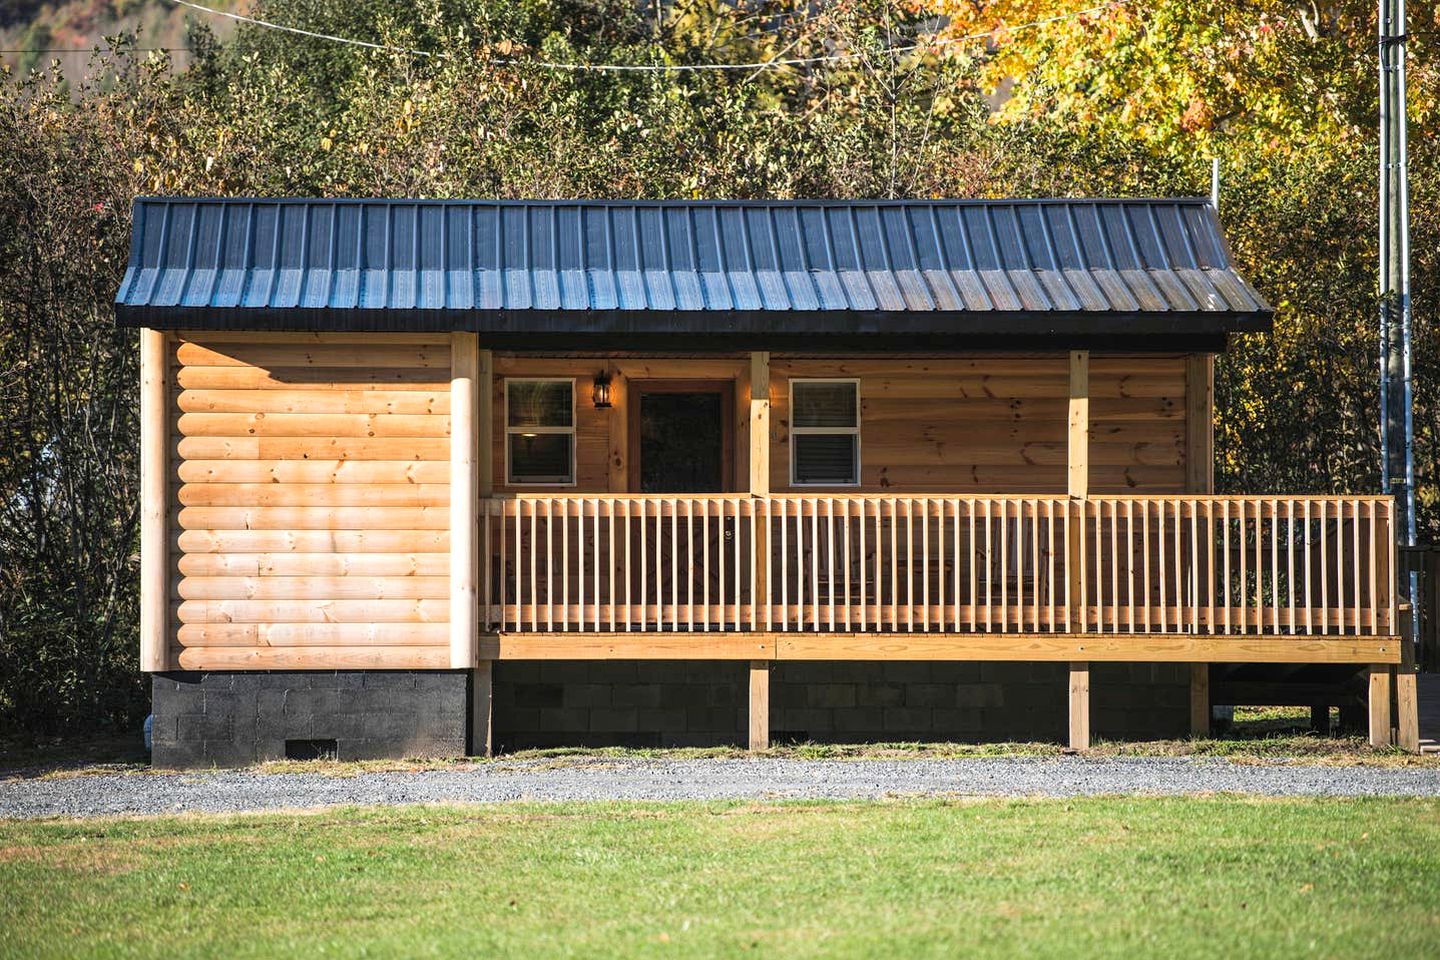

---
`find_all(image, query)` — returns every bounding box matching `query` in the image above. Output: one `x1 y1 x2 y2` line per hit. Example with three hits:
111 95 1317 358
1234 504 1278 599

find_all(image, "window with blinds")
506 378 576 484
790 379 860 486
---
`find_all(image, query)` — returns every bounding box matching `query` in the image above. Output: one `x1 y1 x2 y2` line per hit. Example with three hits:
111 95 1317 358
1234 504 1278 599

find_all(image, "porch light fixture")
592 372 613 408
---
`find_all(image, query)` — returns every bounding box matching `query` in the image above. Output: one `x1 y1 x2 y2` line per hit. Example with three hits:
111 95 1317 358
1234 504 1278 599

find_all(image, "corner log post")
748 352 771 751
1067 350 1091 750
1185 353 1215 737
139 328 170 673
451 334 494 756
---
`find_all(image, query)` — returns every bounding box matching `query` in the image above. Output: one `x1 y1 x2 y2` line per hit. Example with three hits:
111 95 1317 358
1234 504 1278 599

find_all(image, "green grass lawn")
2 798 1438 958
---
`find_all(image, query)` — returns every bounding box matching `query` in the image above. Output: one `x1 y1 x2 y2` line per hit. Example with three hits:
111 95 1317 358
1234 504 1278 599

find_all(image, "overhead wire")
160 0 1130 73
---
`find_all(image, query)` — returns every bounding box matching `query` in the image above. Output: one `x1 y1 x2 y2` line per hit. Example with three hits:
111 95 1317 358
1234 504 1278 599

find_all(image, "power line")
0 47 189 54
162 0 1130 72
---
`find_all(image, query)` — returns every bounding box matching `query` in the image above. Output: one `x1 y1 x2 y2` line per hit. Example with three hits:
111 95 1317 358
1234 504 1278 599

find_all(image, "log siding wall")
168 333 453 670
159 342 1201 671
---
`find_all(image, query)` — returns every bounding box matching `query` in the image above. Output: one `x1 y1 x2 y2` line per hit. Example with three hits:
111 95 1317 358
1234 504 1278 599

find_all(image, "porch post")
749 352 771 751
1396 604 1420 752
1368 663 1393 748
452 334 494 756
1067 350 1090 750
139 328 170 673
1185 354 1215 736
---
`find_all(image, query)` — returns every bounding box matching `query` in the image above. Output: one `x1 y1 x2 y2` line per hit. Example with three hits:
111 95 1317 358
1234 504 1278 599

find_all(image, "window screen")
790 379 859 486
506 379 575 484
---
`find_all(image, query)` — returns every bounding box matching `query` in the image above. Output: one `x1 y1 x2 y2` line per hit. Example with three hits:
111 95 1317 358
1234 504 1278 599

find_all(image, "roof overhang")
115 197 1273 350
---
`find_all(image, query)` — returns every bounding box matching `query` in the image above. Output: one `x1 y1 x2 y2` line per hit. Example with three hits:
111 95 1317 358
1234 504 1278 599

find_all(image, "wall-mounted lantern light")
592 371 613 408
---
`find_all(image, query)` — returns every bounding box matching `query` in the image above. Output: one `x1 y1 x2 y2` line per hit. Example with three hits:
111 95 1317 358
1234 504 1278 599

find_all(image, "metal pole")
1379 0 1417 638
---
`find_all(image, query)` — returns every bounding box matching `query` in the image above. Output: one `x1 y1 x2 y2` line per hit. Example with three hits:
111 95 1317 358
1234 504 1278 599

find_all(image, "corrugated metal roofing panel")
116 197 1272 335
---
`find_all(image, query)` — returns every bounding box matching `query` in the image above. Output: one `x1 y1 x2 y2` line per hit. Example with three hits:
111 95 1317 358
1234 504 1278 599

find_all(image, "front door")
628 380 734 493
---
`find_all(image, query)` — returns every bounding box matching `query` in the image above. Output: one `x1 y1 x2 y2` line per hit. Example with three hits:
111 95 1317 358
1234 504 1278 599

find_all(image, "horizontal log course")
175 437 451 461
176 459 451 484
176 412 451 438
175 482 451 507
174 598 449 623
176 622 448 647
175 366 449 390
177 552 449 577
174 529 449 553
175 342 448 368
177 388 450 415
176 506 449 530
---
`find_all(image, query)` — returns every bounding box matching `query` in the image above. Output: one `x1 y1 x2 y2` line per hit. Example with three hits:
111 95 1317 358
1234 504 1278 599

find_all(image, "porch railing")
482 495 1395 637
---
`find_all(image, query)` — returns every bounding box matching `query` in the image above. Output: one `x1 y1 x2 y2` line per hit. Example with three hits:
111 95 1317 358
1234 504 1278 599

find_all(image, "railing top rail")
484 493 1393 503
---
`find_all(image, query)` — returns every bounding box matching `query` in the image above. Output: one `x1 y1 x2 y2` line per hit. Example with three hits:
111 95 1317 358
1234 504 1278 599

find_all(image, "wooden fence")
482 495 1396 637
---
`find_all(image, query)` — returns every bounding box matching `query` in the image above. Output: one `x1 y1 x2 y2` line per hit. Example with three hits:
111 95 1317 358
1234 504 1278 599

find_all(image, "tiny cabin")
116 197 1414 767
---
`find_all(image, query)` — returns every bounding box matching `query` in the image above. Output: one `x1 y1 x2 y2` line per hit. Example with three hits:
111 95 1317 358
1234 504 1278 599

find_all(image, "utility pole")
1379 0 1416 629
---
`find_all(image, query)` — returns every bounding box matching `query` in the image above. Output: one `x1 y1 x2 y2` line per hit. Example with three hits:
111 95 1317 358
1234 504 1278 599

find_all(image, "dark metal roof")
115 197 1271 345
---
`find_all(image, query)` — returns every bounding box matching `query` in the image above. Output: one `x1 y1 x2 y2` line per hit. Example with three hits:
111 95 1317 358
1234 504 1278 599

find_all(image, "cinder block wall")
151 671 469 768
493 662 1189 749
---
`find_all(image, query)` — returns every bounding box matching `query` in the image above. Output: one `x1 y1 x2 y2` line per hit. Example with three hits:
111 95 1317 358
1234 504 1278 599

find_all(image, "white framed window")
505 378 576 485
789 378 860 487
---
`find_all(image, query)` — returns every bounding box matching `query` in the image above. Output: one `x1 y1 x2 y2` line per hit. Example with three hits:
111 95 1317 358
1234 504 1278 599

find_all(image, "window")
790 379 860 486
505 379 575 485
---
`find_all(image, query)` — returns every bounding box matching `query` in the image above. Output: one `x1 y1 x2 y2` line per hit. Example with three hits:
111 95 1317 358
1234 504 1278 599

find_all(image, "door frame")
626 379 736 493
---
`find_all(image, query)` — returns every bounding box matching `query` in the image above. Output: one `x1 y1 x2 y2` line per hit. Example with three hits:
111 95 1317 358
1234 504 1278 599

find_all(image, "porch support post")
1185 355 1214 737
139 328 170 673
1189 665 1210 737
748 353 771 752
749 351 770 496
1067 350 1090 750
749 660 771 751
1368 663 1393 747
452 335 493 756
475 347 494 754
1397 605 1420 752
450 333 480 671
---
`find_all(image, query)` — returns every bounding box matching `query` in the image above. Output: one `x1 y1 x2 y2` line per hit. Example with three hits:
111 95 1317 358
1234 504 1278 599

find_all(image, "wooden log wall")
168 333 453 670
768 356 1191 495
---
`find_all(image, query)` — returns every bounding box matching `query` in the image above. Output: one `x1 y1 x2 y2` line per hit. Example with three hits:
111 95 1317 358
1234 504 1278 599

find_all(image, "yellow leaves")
320 137 333 152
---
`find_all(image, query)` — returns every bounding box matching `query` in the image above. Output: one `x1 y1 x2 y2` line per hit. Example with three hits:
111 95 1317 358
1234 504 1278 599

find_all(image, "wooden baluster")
1286 500 1296 634
1319 499 1329 634
608 500 616 632
1141 501 1151 632
1351 499 1361 636
591 498 600 633
717 500 725 633
889 498 899 632
1158 498 1168 633
969 499 978 633
1125 500 1136 633
1269 499 1279 635
1030 498 1041 632
1368 500 1379 635
1221 500 1231 634
783 500 794 633
826 498 836 632
859 499 869 631
1190 499 1200 635
921 498 931 632
576 498 586 633
1303 499 1313 634
983 499 993 633
640 500 650 632
687 498 696 633
545 498 555 632
954 499 964 633
1047 499 1057 632
843 499 852 632
1175 503 1186 639
1000 500 1011 633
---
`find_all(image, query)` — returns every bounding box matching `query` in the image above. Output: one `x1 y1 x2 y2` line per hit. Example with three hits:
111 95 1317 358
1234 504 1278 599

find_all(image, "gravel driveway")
3 757 1439 819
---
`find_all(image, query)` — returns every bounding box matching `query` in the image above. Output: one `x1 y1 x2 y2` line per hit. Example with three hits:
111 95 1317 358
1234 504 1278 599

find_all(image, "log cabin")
116 196 1419 767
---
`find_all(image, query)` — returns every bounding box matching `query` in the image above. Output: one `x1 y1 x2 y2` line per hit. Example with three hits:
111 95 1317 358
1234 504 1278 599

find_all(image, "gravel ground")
2 757 1439 819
